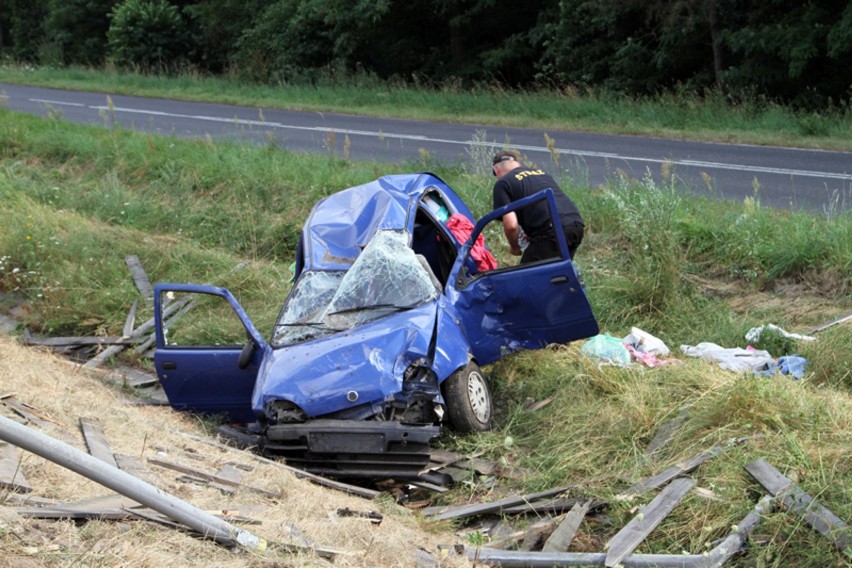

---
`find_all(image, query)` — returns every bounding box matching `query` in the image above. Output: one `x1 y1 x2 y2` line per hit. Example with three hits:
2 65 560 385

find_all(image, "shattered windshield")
272 230 439 347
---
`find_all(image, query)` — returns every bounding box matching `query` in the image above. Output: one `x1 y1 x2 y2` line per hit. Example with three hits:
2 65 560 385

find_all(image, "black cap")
492 150 518 165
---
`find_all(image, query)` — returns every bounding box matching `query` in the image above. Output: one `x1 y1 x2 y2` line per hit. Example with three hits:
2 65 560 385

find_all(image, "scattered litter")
581 333 632 366
680 342 775 372
335 508 383 524
745 324 816 344
755 355 808 380
625 344 675 367
623 327 670 356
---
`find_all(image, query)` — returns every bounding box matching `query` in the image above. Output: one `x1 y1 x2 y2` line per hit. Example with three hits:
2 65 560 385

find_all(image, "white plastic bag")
623 327 670 356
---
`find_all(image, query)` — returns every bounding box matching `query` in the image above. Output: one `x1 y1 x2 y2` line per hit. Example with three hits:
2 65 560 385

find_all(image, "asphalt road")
2 83 850 213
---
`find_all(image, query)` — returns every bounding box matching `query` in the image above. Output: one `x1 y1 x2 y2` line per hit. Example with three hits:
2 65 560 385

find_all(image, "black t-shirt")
493 167 583 237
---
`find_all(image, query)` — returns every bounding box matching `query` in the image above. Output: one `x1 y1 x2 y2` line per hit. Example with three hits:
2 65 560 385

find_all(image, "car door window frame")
452 189 567 290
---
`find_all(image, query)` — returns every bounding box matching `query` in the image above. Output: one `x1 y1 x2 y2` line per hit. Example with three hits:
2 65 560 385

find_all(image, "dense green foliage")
2 0 851 107
107 0 191 69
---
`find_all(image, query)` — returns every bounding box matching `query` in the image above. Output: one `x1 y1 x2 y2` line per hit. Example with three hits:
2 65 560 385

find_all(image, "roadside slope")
0 336 463 567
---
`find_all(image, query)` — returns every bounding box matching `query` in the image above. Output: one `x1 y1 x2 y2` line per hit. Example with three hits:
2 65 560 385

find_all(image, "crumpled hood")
253 303 437 419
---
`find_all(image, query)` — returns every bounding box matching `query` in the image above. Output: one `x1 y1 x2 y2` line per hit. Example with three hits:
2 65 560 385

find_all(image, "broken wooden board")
210 463 244 494
336 507 383 524
645 407 689 456
486 513 569 550
605 477 695 567
147 457 279 497
421 485 579 522
617 443 726 500
500 497 595 516
179 427 381 500
426 449 497 476
84 297 191 368
745 458 852 554
125 255 153 306
2 397 56 429
105 365 159 389
79 417 118 468
0 440 32 492
808 311 852 334
21 336 140 347
541 500 591 552
123 299 138 338
114 453 157 485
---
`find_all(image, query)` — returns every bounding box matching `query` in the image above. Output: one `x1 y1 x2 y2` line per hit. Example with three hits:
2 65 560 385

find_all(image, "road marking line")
30 98 87 107
88 104 852 181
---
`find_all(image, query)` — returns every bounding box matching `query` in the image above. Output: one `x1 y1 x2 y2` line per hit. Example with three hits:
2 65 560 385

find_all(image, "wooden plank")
125 255 153 305
147 457 279 497
2 397 56 428
542 500 591 552
336 507 383 524
501 497 596 516
178 428 381 500
421 485 579 521
808 311 852 334
114 453 157 484
210 463 244 494
107 366 159 389
22 336 140 347
0 441 32 492
605 477 695 567
745 458 852 553
123 299 138 338
617 444 725 500
84 297 190 368
14 507 132 520
645 407 689 456
486 514 567 550
64 493 140 509
465 496 777 567
79 417 118 468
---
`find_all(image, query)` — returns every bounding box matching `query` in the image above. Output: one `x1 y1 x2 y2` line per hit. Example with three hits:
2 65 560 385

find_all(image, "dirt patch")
0 337 464 567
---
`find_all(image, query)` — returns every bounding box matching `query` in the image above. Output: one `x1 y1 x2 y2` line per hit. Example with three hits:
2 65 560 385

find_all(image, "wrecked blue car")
153 172 598 481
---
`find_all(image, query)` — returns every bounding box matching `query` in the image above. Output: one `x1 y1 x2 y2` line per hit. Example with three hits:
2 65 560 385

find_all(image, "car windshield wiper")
327 302 421 316
277 321 343 331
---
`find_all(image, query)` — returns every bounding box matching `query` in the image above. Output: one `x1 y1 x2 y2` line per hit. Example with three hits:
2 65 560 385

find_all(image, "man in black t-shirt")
491 150 584 263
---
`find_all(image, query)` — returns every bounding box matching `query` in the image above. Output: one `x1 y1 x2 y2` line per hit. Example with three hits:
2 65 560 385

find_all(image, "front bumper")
262 419 443 481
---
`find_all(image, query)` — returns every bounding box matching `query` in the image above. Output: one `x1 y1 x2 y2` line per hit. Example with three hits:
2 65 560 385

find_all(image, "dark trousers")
520 222 584 264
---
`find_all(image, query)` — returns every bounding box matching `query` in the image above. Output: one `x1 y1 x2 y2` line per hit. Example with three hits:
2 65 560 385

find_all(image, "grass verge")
1 109 850 566
2 64 852 151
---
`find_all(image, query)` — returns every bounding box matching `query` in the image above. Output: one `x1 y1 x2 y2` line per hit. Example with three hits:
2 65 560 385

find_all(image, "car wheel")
443 362 492 433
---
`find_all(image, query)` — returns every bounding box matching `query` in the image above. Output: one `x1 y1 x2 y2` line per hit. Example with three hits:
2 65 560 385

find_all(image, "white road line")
30 98 87 107
89 104 852 181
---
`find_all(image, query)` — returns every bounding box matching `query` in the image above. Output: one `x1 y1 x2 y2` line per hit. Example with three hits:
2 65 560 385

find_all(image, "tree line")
1 0 851 109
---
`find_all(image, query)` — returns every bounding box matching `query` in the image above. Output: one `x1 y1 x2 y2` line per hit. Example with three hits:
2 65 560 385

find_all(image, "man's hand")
509 243 522 256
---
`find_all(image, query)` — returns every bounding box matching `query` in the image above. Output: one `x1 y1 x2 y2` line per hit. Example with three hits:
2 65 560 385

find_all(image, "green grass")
1 106 851 566
2 64 852 152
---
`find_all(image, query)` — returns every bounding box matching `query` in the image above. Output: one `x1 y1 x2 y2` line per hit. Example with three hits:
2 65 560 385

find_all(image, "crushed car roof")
303 172 474 271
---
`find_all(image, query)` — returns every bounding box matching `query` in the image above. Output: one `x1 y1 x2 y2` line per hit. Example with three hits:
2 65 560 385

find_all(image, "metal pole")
0 416 266 551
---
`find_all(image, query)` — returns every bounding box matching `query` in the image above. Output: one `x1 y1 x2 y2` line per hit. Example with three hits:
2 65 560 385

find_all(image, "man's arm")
502 211 522 256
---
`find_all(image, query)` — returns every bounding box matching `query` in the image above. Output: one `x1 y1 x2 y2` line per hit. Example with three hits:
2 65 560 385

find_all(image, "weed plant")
1 110 851 566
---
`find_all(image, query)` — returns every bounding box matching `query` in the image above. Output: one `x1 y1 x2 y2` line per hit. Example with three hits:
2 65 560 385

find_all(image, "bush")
107 0 191 70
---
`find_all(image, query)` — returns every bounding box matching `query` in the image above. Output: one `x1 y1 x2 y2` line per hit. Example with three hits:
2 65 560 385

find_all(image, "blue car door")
445 190 599 365
153 283 267 423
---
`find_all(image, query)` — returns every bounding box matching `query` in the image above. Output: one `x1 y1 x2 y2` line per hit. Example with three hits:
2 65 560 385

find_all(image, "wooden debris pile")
423 431 851 567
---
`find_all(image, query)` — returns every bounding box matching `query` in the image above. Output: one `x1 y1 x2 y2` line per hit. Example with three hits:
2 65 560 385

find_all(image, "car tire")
443 362 492 433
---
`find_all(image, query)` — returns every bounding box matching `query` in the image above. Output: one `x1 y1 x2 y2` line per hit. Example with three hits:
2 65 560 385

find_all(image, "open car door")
153 283 268 423
446 190 599 365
